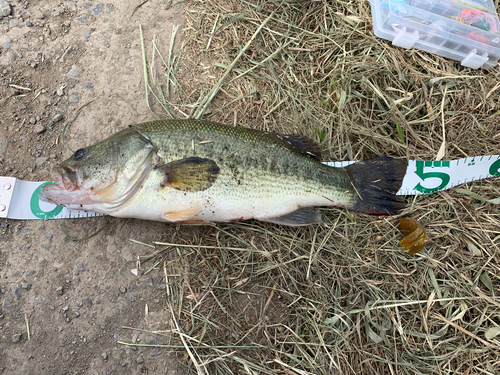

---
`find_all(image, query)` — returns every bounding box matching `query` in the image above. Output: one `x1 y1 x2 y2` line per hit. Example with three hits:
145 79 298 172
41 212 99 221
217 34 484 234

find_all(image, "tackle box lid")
370 0 500 69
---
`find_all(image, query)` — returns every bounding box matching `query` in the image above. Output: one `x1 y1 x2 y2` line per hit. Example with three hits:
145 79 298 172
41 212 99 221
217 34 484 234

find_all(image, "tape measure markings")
1 155 499 220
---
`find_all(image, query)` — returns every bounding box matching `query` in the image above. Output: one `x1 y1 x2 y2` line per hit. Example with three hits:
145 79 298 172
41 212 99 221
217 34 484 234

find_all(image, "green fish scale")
134 120 356 206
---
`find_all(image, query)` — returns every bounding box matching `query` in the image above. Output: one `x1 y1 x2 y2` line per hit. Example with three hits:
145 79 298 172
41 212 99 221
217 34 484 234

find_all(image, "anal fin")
178 219 215 226
162 206 203 222
259 207 321 226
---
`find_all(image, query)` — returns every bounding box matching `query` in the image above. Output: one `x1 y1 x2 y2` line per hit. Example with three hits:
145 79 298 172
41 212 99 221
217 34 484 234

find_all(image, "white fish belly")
101 168 353 223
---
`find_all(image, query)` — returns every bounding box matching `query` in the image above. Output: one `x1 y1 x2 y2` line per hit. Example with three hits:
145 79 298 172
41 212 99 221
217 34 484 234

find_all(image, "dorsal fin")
277 134 322 161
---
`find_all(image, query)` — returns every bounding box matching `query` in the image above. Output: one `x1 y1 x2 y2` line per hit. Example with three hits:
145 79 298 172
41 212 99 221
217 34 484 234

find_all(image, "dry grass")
127 0 500 374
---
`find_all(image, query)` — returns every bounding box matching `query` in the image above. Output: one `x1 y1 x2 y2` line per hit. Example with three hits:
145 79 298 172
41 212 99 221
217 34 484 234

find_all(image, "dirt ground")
1 0 187 373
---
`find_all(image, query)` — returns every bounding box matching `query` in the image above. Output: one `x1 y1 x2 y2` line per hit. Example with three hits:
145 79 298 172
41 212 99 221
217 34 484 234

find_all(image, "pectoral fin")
259 207 322 226
162 205 203 222
156 157 220 192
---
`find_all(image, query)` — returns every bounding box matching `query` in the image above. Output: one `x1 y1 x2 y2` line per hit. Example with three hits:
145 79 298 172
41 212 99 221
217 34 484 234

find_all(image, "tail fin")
344 156 407 215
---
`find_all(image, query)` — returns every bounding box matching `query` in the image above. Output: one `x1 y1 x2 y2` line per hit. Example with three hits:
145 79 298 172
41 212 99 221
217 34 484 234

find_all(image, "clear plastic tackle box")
370 0 500 69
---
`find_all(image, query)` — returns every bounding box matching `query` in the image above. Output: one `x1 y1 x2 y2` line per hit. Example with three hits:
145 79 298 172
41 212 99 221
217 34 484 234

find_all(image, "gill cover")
39 129 159 211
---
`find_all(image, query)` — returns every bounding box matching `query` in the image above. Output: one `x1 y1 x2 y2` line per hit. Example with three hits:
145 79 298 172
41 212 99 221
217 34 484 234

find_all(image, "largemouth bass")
39 120 407 226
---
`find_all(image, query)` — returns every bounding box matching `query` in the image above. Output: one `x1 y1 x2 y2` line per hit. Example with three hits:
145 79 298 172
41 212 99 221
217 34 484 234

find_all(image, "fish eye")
74 148 88 161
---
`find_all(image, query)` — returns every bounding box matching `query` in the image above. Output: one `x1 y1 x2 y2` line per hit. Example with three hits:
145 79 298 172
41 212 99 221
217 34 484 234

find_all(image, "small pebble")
18 103 27 110
57 87 65 96
75 15 88 24
2 300 12 312
10 285 21 299
7 49 17 62
0 0 12 17
56 286 63 295
33 124 45 134
9 19 18 27
1 35 12 49
36 157 48 167
73 311 80 318
0 139 7 155
83 30 91 38
41 244 51 250
11 88 21 95
45 234 52 240
12 334 22 343
69 94 79 103
118 361 126 367
145 338 156 345
66 65 81 78
21 283 32 290
144 278 153 287
26 21 33 27
151 349 161 356
25 269 35 278
101 352 107 360
29 117 36 124
53 113 63 122
136 356 144 364
84 83 94 89
35 11 45 19
62 305 69 311
92 3 104 16
119 287 126 294
77 263 84 272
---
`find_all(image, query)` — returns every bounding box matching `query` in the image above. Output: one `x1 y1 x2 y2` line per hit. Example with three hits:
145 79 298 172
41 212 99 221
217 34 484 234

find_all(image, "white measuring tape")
1 155 499 220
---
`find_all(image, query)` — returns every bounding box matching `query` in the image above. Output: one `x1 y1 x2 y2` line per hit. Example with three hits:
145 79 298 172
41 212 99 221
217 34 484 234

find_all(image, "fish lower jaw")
60 203 118 216
39 184 98 207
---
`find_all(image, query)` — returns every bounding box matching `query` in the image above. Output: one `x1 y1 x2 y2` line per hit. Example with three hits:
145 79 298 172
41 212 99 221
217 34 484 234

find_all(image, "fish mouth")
39 166 90 206
54 165 82 192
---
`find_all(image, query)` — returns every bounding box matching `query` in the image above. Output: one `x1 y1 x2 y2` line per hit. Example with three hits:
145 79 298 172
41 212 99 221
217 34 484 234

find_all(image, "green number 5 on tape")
489 159 500 176
30 182 63 219
413 160 451 194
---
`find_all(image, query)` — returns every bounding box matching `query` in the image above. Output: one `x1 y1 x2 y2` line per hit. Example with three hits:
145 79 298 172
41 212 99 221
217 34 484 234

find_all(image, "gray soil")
0 0 186 373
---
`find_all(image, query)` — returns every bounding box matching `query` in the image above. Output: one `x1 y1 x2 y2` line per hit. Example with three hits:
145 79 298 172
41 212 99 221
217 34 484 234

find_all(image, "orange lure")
398 217 426 254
